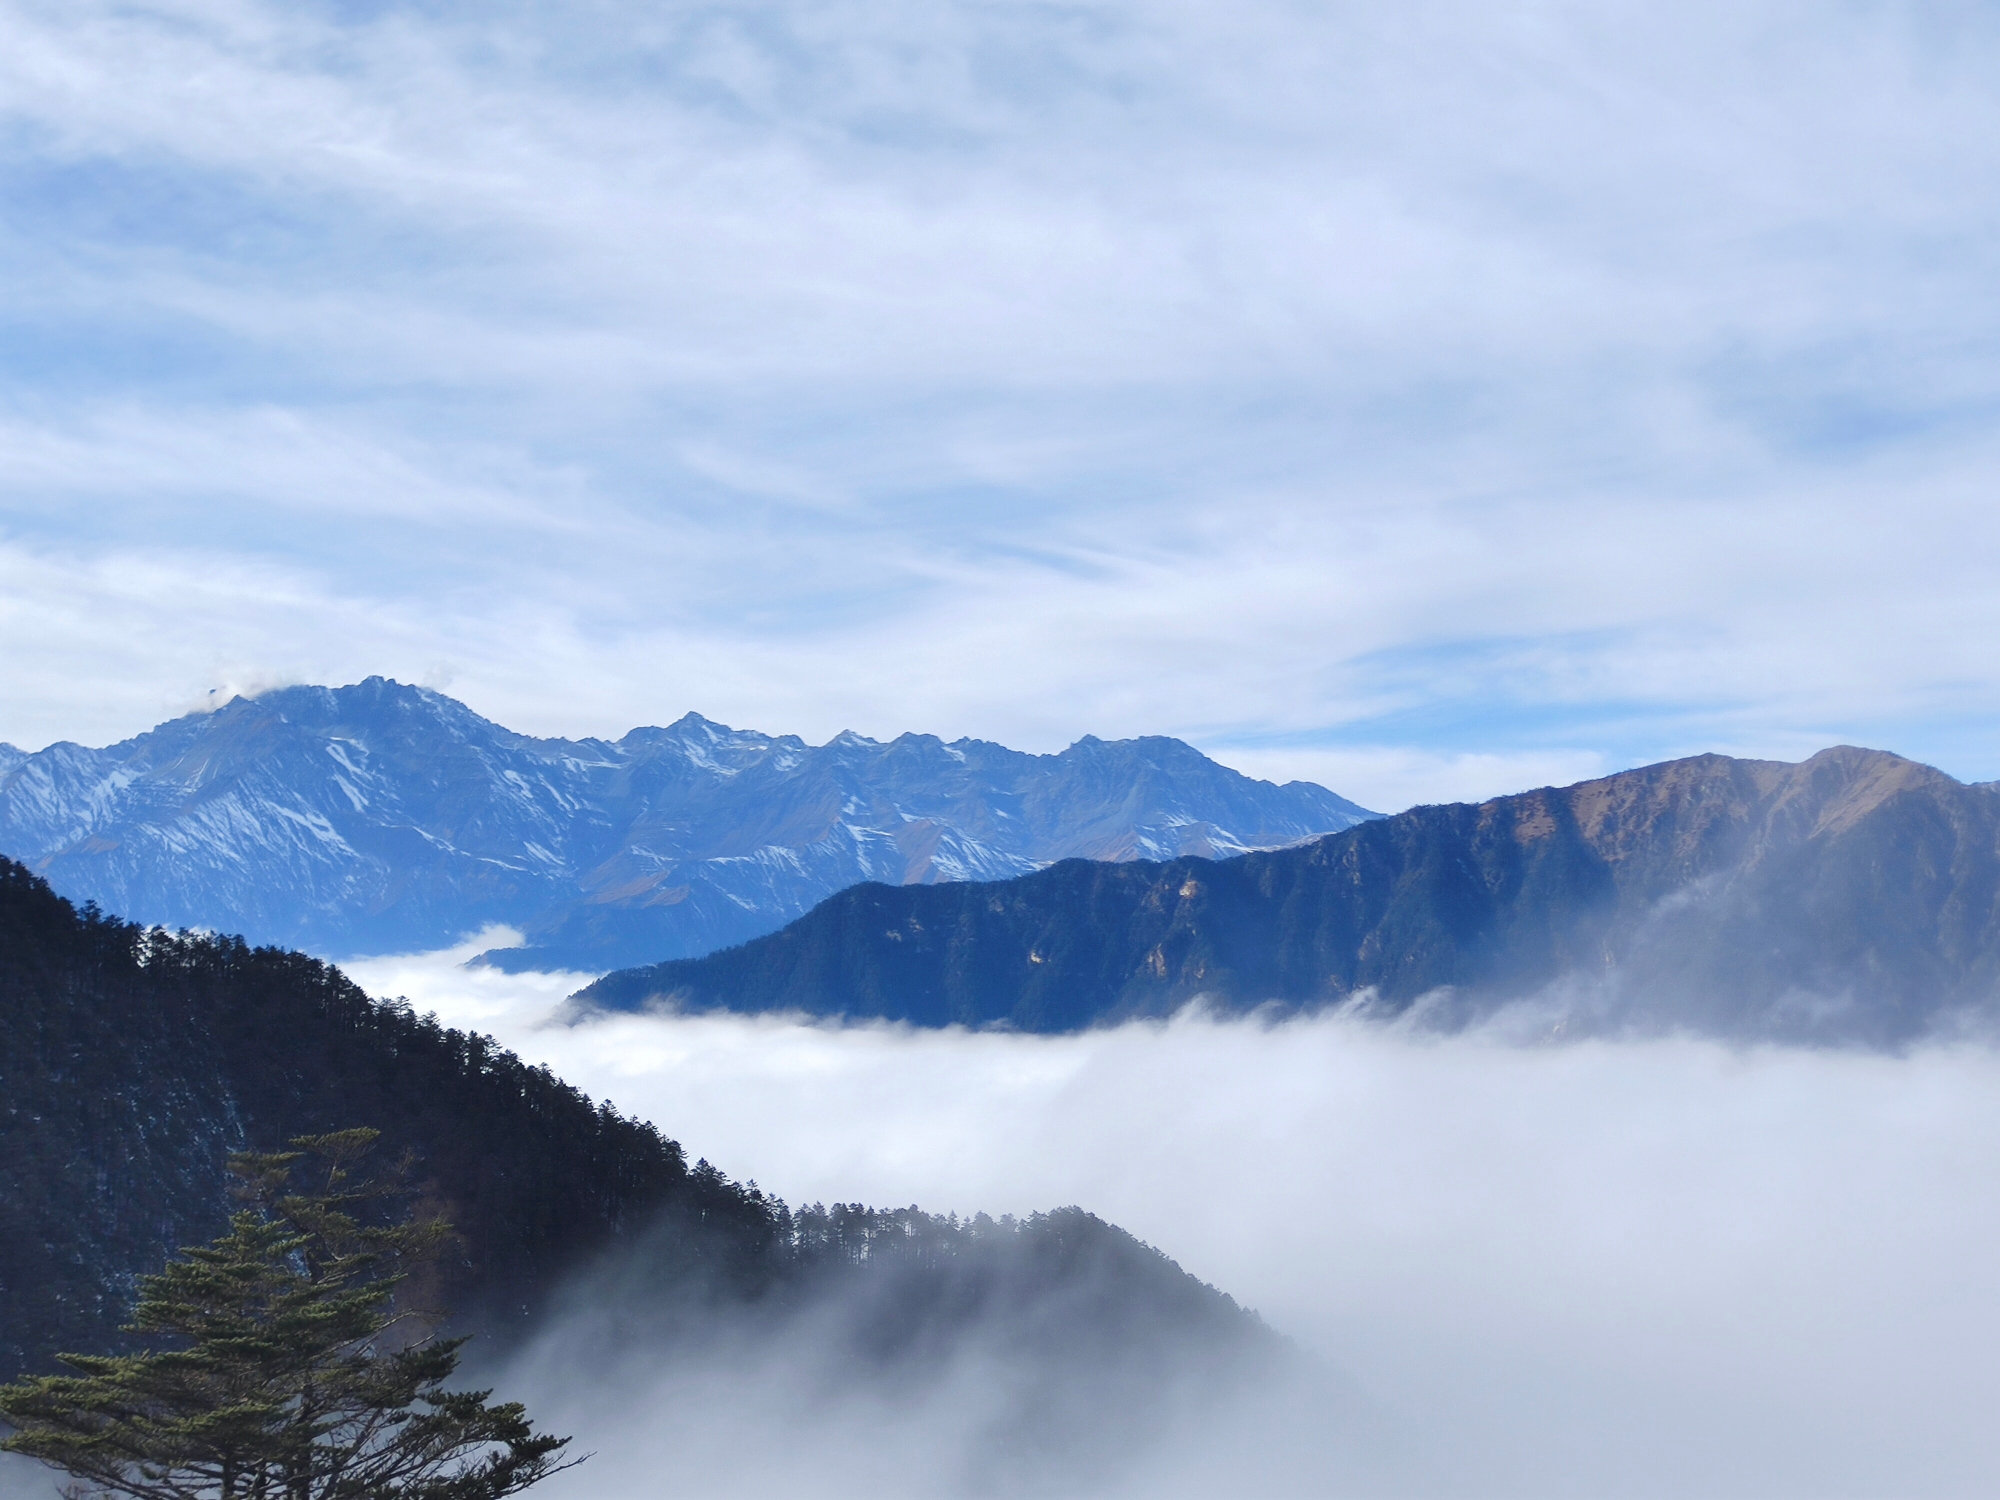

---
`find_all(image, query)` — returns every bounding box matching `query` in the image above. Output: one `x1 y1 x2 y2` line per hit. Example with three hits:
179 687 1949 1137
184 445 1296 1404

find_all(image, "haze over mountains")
0 678 1374 972
578 746 2000 1046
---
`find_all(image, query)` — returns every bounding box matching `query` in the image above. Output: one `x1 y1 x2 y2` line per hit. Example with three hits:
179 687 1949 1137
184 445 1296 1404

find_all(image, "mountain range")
575 745 2000 1045
0 678 1375 971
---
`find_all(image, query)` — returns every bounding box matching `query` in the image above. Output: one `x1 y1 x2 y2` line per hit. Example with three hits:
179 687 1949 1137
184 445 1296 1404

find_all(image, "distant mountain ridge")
575 746 2000 1045
0 678 1375 970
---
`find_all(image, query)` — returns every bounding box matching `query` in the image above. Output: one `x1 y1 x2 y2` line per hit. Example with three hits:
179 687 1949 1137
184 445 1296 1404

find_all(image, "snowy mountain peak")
0 682 1379 971
666 710 727 735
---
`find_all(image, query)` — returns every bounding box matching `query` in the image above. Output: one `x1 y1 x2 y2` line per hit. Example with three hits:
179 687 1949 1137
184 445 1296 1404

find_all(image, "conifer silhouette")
0 1130 575 1500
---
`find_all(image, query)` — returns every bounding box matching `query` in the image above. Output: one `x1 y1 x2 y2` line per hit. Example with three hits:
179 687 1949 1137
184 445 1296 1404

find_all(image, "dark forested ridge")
0 855 756 1380
577 746 2000 1043
0 859 1263 1389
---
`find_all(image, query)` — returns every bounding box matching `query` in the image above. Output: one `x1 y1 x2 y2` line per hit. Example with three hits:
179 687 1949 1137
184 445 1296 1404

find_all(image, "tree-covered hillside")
0 856 771 1378
0 858 1264 1396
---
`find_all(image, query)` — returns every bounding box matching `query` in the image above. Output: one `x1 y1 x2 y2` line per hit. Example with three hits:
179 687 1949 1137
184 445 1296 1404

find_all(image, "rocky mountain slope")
575 746 2000 1044
0 856 1269 1450
0 678 1374 970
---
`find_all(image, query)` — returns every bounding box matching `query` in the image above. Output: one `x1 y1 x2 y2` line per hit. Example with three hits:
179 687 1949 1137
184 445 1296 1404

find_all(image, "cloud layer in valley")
318 937 2000 1497
6 2 2000 805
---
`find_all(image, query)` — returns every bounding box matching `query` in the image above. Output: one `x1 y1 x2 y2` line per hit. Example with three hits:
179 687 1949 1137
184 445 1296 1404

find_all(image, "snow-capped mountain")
0 678 1377 970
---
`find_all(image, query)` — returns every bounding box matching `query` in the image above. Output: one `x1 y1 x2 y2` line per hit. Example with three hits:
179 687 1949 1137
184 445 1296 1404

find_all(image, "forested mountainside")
0 860 1265 1399
0 678 1373 972
577 746 2000 1044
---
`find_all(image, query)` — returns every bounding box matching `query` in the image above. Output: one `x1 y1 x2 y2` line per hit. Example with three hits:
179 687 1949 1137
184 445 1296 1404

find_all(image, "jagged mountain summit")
0 678 1375 969
575 746 2000 1045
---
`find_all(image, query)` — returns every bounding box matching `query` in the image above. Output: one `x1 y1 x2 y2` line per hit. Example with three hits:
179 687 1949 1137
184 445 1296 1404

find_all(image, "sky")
4 0 2000 810
323 936 2000 1498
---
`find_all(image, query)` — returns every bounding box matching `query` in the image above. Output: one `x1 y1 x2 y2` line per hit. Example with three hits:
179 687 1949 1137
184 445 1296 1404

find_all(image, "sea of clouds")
319 934 2000 1497
9 931 1995 1498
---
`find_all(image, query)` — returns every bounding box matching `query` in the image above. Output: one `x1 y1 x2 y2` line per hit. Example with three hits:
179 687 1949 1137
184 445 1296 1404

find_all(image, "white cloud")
5 1 2000 795
1208 745 1612 812
338 939 2000 1497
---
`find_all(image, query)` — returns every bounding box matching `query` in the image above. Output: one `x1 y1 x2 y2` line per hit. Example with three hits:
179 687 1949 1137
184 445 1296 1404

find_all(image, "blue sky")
3 0 1999 809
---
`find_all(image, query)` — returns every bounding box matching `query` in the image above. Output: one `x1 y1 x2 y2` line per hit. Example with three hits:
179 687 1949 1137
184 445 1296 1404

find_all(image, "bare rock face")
577 747 2000 1044
0 678 1374 970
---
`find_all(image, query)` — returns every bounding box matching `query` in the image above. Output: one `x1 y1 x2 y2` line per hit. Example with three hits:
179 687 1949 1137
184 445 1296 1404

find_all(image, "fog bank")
309 942 2000 1493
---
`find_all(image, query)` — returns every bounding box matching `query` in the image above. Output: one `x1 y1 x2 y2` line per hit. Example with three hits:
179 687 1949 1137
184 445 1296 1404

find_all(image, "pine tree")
0 1131 576 1500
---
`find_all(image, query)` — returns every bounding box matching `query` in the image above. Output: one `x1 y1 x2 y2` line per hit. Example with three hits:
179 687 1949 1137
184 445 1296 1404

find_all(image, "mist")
92 938 1977 1495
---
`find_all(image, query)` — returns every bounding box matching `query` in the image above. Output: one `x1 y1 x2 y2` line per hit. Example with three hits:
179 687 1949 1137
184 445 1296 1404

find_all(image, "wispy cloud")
5 0 2000 803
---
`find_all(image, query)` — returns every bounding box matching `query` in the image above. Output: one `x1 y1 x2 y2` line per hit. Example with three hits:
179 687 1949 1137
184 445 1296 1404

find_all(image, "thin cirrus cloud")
3 1 1999 806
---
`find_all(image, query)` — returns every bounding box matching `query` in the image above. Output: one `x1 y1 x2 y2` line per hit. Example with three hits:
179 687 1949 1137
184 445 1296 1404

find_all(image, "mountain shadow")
574 746 2000 1045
